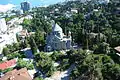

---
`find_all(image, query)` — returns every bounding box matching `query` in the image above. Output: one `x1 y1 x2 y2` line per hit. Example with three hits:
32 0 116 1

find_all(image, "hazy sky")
0 0 65 6
0 0 65 12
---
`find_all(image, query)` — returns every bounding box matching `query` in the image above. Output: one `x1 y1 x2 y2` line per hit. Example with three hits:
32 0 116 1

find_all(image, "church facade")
45 23 72 52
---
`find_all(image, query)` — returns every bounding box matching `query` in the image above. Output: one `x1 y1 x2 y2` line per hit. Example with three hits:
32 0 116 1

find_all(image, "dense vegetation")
1 0 120 79
28 0 120 79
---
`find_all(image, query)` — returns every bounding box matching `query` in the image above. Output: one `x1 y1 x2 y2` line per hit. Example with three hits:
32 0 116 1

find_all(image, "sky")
0 0 66 12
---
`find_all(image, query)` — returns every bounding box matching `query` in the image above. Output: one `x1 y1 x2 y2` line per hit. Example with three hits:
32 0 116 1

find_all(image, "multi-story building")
0 18 23 54
21 1 30 13
0 18 7 33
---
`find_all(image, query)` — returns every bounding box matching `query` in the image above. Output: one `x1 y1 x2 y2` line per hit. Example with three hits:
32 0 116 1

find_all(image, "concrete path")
47 64 75 80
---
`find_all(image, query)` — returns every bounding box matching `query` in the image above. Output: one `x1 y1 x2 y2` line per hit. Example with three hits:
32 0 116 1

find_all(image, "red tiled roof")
0 59 16 70
0 68 32 80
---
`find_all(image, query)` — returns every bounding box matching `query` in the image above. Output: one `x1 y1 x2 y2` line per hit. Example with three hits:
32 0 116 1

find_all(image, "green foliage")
33 30 45 46
19 39 29 49
2 47 10 56
34 77 44 80
67 49 87 65
16 59 34 70
16 34 20 42
50 51 62 61
70 51 120 80
12 43 20 51
22 13 52 33
102 64 120 80
35 52 55 77
29 36 38 54
30 0 120 49
58 58 70 71
29 1 120 80
94 42 110 54
0 68 13 74
21 19 32 32
5 15 16 22
5 42 25 55
6 52 26 60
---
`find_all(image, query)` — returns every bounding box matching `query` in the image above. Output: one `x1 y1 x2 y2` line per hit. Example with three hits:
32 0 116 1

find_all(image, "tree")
34 77 44 80
70 54 116 80
21 19 31 32
16 59 34 70
2 47 10 56
35 52 56 77
30 1 120 79
12 43 20 51
50 51 62 61
94 42 110 54
6 44 14 53
6 52 26 60
22 39 29 48
29 36 38 54
34 30 45 47
102 64 120 80
1 68 13 74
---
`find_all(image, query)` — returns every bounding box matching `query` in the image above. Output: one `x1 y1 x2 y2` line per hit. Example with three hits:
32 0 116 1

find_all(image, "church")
45 22 72 52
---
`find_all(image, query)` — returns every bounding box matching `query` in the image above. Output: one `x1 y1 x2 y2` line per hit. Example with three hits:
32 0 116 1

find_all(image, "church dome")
52 23 63 32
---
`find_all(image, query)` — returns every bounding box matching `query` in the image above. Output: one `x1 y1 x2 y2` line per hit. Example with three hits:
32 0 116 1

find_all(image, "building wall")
0 18 7 33
45 23 71 51
0 33 17 54
21 2 30 13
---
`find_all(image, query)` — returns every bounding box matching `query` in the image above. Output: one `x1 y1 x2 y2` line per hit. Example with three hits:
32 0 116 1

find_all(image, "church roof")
52 23 62 32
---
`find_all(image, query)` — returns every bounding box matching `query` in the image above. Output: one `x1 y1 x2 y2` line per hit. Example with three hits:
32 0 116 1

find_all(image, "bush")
6 52 26 60
34 77 44 80
16 59 34 70
1 68 13 74
35 52 56 77
2 48 10 56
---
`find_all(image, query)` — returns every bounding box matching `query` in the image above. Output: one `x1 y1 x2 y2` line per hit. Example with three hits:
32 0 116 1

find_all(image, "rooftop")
114 46 120 53
0 59 16 70
0 68 32 80
52 23 62 32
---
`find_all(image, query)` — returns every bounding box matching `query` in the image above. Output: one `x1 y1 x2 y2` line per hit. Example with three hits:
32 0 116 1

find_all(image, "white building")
45 22 72 51
7 18 19 27
0 18 7 33
0 19 23 54
0 33 17 54
92 0 110 4
99 0 110 4
24 15 33 20
71 9 78 14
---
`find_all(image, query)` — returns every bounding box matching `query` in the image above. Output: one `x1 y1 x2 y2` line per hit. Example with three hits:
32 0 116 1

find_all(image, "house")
0 59 17 70
45 21 72 51
0 68 32 80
